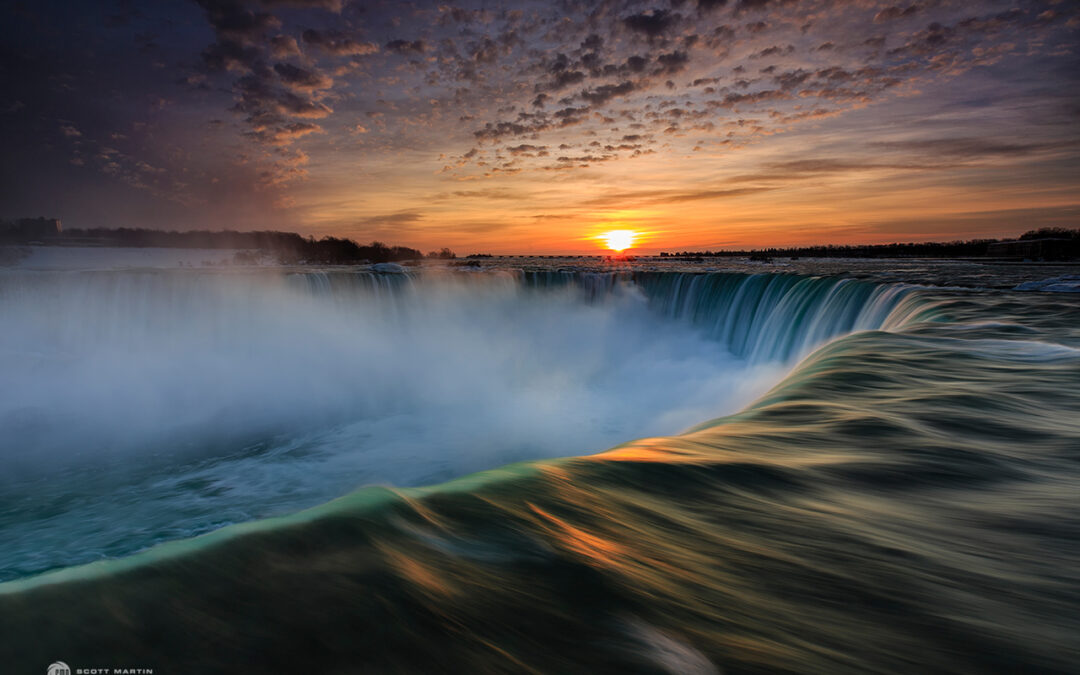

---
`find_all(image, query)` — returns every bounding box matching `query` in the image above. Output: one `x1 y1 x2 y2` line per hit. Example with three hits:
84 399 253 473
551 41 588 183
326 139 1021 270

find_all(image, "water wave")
2 268 1078 673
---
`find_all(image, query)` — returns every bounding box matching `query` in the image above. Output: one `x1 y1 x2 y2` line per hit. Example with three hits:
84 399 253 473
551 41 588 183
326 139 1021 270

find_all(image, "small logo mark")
47 662 71 675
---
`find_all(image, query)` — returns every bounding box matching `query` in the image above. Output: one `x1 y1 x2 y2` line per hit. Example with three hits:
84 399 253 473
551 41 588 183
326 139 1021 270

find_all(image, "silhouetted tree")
1019 228 1080 241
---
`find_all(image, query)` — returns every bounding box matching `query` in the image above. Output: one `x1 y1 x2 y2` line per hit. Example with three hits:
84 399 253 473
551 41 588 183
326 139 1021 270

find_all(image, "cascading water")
0 267 919 581
3 262 1079 674
632 272 923 361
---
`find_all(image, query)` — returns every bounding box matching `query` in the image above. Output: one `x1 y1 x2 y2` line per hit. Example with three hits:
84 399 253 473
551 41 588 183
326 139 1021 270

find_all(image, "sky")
1 0 1078 254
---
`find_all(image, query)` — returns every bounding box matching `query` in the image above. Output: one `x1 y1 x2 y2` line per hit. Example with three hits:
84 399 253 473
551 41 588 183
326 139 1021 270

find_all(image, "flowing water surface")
1 258 1078 673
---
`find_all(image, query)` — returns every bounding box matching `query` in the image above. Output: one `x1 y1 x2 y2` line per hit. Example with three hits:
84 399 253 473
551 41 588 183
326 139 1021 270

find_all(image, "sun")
602 230 636 252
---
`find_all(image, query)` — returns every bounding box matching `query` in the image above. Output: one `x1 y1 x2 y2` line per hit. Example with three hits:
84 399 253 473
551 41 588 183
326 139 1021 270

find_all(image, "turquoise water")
1 263 1078 673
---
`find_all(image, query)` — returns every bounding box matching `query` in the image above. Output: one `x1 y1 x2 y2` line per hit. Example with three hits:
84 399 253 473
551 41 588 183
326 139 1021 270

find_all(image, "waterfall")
518 269 920 361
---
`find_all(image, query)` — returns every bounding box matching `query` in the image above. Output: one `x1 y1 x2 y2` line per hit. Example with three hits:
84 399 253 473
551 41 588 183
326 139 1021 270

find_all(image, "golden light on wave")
601 230 636 252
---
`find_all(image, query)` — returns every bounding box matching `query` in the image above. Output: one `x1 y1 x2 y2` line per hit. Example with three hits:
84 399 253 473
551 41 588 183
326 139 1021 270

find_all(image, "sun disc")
603 230 635 252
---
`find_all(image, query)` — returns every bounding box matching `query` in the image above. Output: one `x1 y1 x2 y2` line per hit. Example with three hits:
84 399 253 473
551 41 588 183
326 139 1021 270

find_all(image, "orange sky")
3 0 1078 253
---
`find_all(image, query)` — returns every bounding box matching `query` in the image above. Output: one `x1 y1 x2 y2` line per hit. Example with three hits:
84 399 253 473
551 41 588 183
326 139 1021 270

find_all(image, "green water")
2 274 1078 673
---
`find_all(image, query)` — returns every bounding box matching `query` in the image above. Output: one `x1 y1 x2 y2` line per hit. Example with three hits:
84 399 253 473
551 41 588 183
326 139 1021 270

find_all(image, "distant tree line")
0 217 62 243
283 236 423 264
4 219 1077 261
659 228 1080 261
0 222 424 264
1017 227 1079 241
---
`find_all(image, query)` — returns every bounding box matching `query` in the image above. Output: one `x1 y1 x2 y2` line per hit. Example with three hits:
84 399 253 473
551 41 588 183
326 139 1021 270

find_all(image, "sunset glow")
602 230 636 253
0 1 1077 253
3 2 1080 669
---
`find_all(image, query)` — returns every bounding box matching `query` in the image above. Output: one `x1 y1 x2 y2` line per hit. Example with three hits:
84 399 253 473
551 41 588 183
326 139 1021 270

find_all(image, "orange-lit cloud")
2 0 1078 251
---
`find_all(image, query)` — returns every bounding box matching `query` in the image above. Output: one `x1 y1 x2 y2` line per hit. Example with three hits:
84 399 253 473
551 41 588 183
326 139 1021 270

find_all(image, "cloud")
273 62 332 90
656 50 690 74
584 186 772 208
269 35 301 58
385 39 426 55
623 9 679 39
260 0 344 10
698 0 728 12
751 44 794 59
506 144 547 156
148 0 1080 222
234 72 333 120
872 138 1067 161
873 4 924 23
246 121 322 145
196 0 279 45
200 38 263 72
540 68 587 92
354 211 424 228
580 81 635 105
736 0 797 11
438 188 521 200
865 206 1080 236
469 37 502 64
301 29 378 56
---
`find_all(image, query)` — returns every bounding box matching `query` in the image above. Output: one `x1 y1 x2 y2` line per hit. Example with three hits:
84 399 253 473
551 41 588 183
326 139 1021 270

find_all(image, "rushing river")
1 256 1078 673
